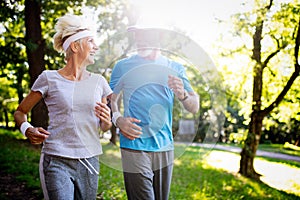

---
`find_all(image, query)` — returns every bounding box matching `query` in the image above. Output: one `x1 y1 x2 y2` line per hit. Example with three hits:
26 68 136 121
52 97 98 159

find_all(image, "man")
110 26 199 200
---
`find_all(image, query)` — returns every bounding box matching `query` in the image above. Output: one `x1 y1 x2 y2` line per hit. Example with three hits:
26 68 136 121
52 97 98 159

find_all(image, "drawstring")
78 158 99 175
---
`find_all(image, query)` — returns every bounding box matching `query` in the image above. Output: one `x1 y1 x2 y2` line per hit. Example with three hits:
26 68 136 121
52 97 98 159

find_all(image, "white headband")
62 30 95 51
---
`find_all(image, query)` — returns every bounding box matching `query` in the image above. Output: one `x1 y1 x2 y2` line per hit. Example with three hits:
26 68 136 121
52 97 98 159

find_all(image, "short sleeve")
31 71 49 97
100 76 113 98
172 61 193 93
109 62 123 93
181 70 193 93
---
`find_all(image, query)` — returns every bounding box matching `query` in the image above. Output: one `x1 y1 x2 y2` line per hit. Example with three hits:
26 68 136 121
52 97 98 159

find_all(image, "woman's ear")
70 41 79 53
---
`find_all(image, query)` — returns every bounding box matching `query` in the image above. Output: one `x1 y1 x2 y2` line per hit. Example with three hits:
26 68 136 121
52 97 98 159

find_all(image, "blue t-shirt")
110 54 193 152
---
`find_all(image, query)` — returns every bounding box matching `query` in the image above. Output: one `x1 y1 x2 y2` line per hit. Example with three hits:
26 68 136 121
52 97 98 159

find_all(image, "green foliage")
1 0 299 147
0 0 125 126
284 142 300 151
1 130 300 199
217 0 300 145
0 1 28 119
0 77 19 127
228 129 248 144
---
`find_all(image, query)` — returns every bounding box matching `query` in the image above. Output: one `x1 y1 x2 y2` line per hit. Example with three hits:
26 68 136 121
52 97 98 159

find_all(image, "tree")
24 0 48 128
0 0 30 127
1 0 87 128
1 0 135 131
235 0 300 179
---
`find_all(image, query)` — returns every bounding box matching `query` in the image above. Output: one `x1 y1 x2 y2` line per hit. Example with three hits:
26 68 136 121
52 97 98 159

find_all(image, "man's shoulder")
117 54 138 64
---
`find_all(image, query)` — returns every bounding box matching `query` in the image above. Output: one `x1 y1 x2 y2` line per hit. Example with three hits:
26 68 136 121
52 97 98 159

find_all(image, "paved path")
188 143 300 162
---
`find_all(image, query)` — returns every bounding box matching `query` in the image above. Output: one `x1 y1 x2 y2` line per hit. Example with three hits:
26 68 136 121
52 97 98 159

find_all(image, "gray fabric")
31 70 112 158
121 148 174 200
40 153 99 200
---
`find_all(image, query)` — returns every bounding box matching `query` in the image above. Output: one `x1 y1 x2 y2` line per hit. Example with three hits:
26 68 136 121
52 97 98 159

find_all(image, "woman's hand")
95 102 112 131
26 127 50 145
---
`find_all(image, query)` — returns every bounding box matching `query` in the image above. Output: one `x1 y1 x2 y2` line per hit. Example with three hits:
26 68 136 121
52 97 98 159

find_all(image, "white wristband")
20 122 33 137
112 112 122 127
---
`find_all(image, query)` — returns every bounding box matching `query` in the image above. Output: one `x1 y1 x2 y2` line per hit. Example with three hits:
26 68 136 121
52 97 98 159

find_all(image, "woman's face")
79 36 98 65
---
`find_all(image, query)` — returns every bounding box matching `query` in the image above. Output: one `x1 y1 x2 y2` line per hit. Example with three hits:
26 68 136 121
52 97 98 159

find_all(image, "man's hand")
26 127 50 145
168 75 185 100
117 117 142 140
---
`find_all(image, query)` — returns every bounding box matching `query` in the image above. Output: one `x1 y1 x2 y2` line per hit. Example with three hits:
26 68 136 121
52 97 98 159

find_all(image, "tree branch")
261 16 300 116
252 0 274 64
295 16 300 64
262 48 281 68
266 0 274 10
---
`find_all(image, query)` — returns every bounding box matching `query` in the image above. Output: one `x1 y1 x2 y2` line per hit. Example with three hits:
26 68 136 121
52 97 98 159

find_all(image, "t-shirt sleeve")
181 71 193 93
31 71 49 97
175 62 194 93
109 62 123 94
100 76 113 98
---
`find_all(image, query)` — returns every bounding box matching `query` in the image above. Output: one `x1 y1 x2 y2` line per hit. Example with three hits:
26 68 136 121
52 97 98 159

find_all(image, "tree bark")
4 107 9 129
239 1 270 179
239 111 263 179
239 61 265 179
24 0 48 129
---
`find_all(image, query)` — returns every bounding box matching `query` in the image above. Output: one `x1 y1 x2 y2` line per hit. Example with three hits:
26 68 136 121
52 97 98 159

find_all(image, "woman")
14 14 112 200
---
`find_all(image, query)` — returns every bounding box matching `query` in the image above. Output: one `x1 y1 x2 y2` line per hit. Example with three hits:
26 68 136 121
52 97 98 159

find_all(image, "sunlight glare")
205 151 300 196
129 0 254 54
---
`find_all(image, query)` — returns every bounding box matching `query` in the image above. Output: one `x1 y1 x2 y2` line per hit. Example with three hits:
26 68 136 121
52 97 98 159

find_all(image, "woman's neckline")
56 70 92 82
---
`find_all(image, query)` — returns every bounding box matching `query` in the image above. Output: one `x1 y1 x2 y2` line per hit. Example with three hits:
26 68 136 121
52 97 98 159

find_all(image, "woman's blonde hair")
53 14 96 56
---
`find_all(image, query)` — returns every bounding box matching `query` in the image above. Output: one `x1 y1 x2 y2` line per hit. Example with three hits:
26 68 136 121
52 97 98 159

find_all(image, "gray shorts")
121 148 174 200
39 153 99 200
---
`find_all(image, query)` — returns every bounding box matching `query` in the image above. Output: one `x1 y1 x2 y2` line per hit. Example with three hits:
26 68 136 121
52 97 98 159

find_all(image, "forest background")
0 0 299 180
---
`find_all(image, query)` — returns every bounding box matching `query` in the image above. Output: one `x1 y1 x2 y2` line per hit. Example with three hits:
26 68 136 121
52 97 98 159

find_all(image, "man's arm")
179 91 199 114
168 75 199 114
110 93 142 140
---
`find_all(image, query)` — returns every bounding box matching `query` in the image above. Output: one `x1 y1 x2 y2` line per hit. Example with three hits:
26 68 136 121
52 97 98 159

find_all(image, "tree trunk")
239 61 264 179
239 0 270 179
24 0 48 129
239 112 263 179
4 107 9 129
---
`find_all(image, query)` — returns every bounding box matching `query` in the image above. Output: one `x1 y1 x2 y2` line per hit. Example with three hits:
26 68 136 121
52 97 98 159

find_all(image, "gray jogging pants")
121 148 174 200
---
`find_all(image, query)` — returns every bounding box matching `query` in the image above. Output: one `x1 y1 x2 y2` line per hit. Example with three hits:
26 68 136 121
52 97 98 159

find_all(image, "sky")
129 0 254 55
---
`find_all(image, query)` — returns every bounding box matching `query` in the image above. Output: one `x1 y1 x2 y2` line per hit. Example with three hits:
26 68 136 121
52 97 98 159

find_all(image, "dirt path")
0 171 40 200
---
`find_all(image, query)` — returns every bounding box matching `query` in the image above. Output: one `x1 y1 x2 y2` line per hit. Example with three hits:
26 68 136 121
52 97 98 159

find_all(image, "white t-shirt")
31 70 112 158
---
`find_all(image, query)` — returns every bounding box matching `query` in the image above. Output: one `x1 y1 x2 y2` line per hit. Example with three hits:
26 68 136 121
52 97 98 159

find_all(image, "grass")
0 129 42 199
0 128 300 200
259 143 300 157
